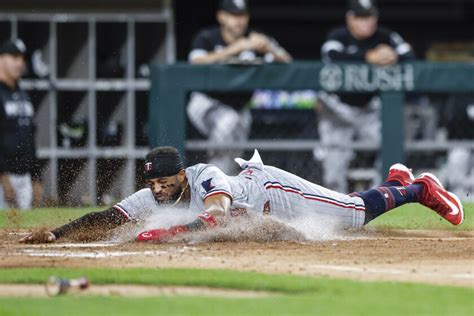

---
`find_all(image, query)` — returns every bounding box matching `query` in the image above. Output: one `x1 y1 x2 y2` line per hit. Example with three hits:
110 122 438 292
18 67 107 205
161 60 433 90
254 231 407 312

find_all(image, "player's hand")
19 231 56 244
136 225 189 242
248 33 272 53
366 44 398 65
232 38 254 54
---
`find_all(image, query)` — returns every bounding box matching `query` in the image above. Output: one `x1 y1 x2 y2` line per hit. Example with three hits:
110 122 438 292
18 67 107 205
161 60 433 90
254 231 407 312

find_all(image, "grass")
0 268 473 316
1 203 473 230
369 202 474 230
0 207 95 229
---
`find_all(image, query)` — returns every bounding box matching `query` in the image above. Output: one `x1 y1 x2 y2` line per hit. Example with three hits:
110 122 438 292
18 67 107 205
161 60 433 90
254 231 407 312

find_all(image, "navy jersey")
321 26 414 63
188 26 287 109
0 81 37 175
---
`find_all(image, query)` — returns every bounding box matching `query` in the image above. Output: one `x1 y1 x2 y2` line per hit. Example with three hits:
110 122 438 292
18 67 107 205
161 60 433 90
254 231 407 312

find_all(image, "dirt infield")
1 228 473 288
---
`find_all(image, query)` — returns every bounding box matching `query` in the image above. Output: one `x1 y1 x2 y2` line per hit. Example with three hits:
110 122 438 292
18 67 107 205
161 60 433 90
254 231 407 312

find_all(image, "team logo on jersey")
144 162 153 171
201 178 216 192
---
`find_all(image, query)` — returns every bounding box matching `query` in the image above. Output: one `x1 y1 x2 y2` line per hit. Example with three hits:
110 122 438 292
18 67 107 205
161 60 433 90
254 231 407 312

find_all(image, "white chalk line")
320 235 474 244
26 243 118 248
22 249 169 258
308 264 474 280
20 246 198 258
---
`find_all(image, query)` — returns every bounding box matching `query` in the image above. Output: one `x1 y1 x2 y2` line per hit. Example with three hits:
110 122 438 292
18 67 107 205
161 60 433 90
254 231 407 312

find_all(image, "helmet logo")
145 162 153 171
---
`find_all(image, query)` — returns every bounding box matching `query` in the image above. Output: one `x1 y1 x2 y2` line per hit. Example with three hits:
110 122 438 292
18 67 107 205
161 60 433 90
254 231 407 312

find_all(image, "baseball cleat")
385 163 415 186
413 173 464 225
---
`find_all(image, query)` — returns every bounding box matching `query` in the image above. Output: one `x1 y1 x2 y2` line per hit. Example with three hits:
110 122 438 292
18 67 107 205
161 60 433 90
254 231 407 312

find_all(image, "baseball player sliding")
20 146 464 244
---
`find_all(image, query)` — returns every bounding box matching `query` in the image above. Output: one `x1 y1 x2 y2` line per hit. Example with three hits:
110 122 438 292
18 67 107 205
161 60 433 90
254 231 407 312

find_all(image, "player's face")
0 54 25 81
218 11 249 39
147 176 182 204
346 14 378 39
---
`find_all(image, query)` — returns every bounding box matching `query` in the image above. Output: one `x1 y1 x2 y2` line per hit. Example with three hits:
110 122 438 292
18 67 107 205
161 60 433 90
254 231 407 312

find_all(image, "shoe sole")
416 173 464 225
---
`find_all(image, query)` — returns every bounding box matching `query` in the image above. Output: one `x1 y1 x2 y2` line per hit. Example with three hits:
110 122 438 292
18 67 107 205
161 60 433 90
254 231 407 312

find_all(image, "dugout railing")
0 6 175 205
148 61 474 177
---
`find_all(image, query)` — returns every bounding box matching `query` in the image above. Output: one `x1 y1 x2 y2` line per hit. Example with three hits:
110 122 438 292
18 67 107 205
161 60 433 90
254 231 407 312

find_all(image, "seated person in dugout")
187 0 292 174
20 146 464 244
315 0 415 193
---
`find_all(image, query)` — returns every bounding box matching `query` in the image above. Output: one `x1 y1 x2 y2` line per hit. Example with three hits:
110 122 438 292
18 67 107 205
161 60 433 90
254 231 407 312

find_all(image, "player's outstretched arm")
136 193 231 242
19 207 130 243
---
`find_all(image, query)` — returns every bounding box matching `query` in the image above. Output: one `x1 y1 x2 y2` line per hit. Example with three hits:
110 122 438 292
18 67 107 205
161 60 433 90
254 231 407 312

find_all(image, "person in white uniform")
20 146 464 244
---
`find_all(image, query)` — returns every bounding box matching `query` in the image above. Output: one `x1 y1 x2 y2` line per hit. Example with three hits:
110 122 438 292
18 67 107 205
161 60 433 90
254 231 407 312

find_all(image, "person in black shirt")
321 0 414 64
0 39 42 210
187 0 292 174
314 0 415 192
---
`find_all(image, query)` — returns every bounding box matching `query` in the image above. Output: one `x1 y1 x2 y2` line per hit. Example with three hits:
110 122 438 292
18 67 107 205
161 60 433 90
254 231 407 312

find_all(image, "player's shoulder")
186 163 223 177
186 163 228 185
0 81 10 98
114 188 156 220
375 26 406 44
327 26 350 40
374 26 398 38
135 187 154 196
194 26 221 41
117 188 153 204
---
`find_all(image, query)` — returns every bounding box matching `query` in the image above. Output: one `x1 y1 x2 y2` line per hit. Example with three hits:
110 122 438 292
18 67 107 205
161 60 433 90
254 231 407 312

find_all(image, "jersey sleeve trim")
395 43 412 55
188 49 208 62
321 40 344 54
113 204 132 221
204 190 233 202
321 40 345 62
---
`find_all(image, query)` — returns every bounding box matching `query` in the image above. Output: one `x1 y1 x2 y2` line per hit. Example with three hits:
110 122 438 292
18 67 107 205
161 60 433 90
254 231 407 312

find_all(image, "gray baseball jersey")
114 150 366 228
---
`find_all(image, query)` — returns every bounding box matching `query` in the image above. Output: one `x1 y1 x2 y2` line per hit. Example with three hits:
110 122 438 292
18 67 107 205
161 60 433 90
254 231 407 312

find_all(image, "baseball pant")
441 148 474 202
0 173 33 210
187 92 252 174
314 91 381 193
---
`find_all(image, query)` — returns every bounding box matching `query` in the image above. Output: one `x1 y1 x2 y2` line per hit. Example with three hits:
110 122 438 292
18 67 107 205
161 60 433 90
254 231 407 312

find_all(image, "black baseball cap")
220 0 249 14
347 0 379 16
144 146 184 180
0 39 27 56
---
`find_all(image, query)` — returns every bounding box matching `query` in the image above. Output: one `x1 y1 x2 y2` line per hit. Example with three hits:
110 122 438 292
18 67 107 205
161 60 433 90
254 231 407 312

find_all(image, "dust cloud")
110 208 353 243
